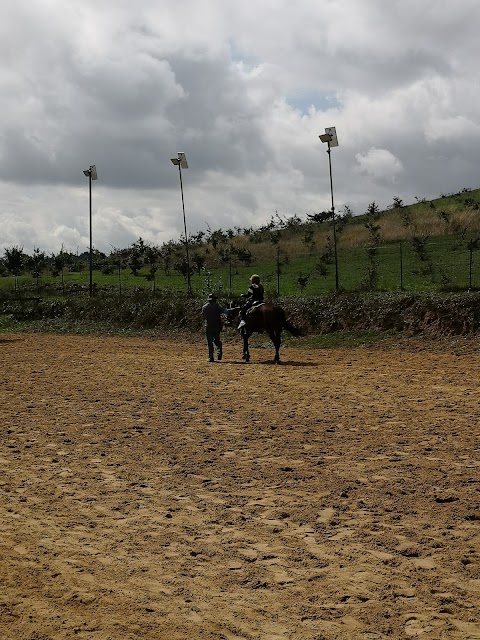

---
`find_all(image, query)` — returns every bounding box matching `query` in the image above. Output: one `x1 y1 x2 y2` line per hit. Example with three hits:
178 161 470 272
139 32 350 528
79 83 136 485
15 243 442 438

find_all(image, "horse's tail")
282 315 303 336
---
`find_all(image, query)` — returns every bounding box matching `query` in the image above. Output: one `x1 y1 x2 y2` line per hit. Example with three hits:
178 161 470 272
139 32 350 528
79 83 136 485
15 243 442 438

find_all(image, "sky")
1 0 480 255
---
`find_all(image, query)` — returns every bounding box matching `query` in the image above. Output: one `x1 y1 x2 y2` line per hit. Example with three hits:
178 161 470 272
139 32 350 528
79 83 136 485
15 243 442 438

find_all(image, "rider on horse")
238 274 265 329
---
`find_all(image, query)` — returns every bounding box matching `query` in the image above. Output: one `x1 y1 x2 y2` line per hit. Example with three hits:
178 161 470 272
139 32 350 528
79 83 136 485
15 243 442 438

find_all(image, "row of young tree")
0 209 350 286
1 188 480 291
0 238 257 288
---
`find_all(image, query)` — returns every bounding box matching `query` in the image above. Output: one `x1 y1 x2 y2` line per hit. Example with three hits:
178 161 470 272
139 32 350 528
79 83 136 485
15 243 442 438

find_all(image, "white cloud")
1 0 480 254
355 148 404 181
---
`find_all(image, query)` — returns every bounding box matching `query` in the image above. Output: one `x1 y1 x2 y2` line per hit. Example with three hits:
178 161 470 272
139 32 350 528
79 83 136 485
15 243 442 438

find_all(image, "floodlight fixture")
319 127 339 290
83 164 99 296
178 152 188 169
170 151 192 295
83 165 98 180
325 126 339 147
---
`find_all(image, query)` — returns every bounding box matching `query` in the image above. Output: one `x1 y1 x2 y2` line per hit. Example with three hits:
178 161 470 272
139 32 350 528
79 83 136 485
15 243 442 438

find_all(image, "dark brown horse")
232 302 303 364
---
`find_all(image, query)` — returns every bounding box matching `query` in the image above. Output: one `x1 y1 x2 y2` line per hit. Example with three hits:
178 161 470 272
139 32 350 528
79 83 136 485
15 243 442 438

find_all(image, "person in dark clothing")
238 274 265 328
201 293 228 362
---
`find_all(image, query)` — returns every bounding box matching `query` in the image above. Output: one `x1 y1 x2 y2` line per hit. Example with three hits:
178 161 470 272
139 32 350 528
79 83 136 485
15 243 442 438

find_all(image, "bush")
3 289 480 338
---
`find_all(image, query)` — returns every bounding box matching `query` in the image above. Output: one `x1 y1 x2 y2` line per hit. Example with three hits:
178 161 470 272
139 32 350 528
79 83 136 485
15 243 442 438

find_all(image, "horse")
229 301 303 364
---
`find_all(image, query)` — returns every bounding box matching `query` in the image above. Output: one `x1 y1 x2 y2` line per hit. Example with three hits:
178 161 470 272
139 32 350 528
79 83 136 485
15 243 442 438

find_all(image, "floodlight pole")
326 141 339 291
171 153 192 296
88 172 93 295
178 163 192 296
83 165 98 296
320 131 339 291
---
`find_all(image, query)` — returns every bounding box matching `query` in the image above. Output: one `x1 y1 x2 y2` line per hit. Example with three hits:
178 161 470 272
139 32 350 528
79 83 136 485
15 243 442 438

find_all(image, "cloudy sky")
1 0 479 255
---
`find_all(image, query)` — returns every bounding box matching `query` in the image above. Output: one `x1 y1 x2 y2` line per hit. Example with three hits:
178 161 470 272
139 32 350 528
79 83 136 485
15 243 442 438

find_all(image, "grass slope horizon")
2 187 480 297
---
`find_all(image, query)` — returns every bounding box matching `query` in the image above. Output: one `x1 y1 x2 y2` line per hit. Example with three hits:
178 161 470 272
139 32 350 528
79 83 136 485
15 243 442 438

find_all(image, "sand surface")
0 332 479 639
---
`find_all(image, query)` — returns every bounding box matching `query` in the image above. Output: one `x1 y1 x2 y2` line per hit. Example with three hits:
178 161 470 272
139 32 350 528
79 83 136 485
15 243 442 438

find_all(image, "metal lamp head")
83 165 98 180
171 152 188 169
177 152 188 169
320 127 338 147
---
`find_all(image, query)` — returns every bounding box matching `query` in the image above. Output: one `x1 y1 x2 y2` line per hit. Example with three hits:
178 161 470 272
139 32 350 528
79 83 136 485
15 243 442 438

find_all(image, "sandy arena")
0 332 479 639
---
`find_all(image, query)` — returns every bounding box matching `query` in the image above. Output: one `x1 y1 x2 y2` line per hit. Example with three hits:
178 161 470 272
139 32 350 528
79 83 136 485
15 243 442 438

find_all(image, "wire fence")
3 239 480 298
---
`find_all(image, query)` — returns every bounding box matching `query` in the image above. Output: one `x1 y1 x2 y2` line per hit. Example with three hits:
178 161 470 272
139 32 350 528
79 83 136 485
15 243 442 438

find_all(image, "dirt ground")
0 332 479 640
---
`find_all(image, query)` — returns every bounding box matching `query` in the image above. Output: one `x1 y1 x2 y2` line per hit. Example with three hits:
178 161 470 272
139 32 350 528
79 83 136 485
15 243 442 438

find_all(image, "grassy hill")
2 187 480 297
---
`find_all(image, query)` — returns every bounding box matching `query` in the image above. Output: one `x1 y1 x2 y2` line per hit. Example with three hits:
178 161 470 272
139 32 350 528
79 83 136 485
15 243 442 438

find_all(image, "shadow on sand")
230 359 319 367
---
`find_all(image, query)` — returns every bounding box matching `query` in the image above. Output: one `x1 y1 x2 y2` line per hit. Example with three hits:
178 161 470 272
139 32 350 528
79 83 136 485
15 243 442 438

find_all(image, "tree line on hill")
1 188 480 292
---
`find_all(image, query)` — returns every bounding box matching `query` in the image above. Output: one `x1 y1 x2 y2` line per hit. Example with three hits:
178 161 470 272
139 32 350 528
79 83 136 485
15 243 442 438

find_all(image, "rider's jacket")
246 282 264 303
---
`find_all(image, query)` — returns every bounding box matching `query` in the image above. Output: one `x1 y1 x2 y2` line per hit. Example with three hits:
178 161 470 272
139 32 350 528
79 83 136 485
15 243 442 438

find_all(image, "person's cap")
208 293 217 300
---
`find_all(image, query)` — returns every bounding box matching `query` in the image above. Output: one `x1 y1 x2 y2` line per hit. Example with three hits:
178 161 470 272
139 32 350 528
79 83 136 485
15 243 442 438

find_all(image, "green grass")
2 188 480 297
2 233 480 298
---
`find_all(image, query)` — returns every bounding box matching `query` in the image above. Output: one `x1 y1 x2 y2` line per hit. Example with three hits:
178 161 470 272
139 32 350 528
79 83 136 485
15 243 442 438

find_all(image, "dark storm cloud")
1 0 480 254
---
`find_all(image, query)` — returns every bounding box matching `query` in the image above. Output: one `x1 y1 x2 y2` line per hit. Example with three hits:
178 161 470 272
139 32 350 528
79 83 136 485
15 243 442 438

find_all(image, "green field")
2 188 480 298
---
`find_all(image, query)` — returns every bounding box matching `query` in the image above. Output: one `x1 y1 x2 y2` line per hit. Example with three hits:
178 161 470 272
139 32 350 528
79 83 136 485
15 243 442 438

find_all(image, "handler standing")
201 293 228 362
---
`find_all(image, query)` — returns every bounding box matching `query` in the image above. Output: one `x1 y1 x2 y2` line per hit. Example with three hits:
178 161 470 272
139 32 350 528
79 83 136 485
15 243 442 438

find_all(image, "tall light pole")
319 127 339 290
83 165 98 296
170 152 192 296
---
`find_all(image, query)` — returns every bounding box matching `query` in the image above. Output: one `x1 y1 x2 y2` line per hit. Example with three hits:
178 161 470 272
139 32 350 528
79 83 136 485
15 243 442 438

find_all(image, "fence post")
277 247 281 296
469 245 473 289
118 262 122 297
399 241 404 290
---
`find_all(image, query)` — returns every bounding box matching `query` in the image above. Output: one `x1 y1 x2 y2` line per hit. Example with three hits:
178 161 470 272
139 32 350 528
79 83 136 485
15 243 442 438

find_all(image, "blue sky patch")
228 40 258 70
287 90 340 114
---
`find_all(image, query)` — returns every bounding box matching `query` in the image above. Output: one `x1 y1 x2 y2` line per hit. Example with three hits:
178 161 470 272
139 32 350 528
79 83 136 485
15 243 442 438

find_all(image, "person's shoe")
208 358 215 362
217 352 222 361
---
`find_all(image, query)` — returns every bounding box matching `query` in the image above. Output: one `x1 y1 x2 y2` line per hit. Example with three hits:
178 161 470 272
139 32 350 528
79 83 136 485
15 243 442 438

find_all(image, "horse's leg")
242 332 250 362
269 330 281 364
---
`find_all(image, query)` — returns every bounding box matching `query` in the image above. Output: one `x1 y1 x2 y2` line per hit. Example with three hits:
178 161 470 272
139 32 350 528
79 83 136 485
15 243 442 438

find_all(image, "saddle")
238 301 264 333
246 300 265 314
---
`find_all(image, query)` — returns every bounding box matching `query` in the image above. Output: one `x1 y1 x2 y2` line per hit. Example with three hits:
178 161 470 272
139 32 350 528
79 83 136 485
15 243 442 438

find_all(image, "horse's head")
224 300 241 326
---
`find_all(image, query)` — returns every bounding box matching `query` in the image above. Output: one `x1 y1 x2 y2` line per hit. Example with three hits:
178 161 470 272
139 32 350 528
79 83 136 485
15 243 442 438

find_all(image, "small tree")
296 273 310 291
51 247 67 290
4 246 26 291
174 256 194 283
236 247 253 267
307 210 331 224
391 196 404 209
336 205 353 234
362 202 381 290
27 247 46 290
191 253 206 274
302 225 316 252
411 235 435 282
411 236 429 262
128 250 143 277
144 246 160 291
